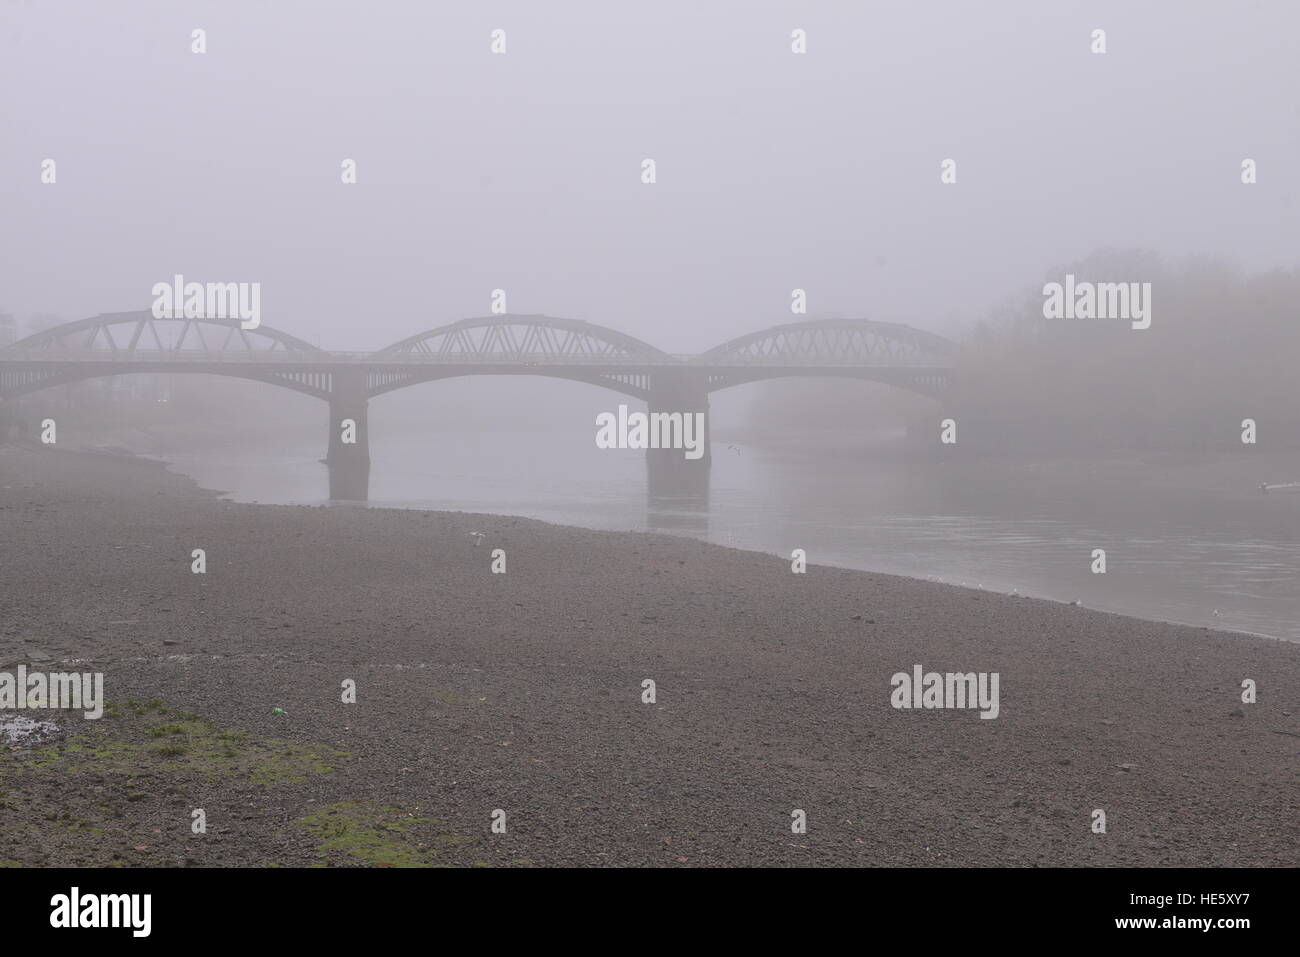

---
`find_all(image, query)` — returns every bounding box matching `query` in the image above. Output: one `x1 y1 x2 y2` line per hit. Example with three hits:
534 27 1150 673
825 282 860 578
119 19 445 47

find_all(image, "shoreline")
1 443 1297 867
66 435 1296 645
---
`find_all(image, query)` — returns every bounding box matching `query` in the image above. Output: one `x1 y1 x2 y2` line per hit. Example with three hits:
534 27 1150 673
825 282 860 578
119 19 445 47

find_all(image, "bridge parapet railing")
0 350 674 365
687 356 955 367
0 349 954 367
0 349 329 362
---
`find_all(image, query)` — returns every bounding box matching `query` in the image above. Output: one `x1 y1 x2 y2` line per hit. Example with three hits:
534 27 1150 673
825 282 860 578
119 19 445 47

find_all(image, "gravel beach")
1 444 1296 867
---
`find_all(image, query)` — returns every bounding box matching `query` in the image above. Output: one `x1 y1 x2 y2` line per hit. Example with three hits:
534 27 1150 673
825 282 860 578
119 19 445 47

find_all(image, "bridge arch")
699 317 957 365
5 311 325 356
694 318 957 397
368 314 675 399
0 311 334 399
374 314 669 360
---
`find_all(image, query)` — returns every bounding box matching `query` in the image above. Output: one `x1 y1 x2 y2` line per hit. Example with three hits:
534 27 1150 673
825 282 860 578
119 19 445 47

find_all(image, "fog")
4 0 1298 354
4 1 1300 640
3 3 1300 881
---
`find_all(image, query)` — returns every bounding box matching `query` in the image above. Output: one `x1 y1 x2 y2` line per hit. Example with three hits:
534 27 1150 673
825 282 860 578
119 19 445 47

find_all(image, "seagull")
469 531 485 547
727 444 741 455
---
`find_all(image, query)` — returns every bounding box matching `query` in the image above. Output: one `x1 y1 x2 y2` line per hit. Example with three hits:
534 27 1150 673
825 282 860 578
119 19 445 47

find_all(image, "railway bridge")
0 312 957 500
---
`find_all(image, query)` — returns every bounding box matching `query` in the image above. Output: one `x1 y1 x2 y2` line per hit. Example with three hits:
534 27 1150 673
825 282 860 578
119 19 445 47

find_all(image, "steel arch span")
367 314 674 399
6 311 325 355
0 311 335 399
0 311 959 403
694 317 957 397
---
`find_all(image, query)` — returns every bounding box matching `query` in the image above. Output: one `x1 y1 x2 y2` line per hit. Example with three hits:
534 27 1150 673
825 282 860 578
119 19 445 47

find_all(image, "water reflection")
646 490 710 535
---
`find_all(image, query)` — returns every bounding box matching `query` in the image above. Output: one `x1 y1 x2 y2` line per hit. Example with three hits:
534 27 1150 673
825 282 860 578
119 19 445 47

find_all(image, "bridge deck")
0 349 953 368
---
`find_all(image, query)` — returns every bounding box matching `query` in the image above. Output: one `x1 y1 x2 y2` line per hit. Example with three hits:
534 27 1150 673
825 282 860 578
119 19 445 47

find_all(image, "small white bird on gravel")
470 531 485 547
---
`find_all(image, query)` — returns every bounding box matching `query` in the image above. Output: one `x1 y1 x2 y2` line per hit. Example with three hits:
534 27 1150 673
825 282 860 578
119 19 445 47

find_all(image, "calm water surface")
155 427 1300 643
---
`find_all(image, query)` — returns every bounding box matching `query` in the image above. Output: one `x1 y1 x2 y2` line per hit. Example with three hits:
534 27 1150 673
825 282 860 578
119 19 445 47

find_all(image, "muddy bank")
0 444 1296 866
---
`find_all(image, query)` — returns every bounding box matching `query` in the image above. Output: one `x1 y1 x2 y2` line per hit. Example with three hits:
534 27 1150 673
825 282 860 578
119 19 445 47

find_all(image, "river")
147 420 1300 644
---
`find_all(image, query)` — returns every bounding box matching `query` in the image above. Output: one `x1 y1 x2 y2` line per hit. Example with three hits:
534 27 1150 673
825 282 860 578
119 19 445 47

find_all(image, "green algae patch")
0 702 355 866
5 701 349 788
294 801 474 868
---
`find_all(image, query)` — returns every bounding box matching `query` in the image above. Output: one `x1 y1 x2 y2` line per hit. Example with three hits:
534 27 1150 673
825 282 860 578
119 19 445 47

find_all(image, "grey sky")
2 0 1298 352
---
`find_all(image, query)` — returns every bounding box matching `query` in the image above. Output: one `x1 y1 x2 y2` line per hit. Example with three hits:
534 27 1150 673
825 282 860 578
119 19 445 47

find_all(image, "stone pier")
325 367 370 501
644 369 711 505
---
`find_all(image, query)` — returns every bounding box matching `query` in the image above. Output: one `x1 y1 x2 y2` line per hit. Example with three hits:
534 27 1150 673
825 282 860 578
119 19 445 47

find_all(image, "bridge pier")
325 367 370 501
645 369 711 505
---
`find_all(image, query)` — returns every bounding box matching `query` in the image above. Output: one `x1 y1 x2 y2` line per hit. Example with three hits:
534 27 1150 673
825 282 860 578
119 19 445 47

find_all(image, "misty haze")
0 0 1296 909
